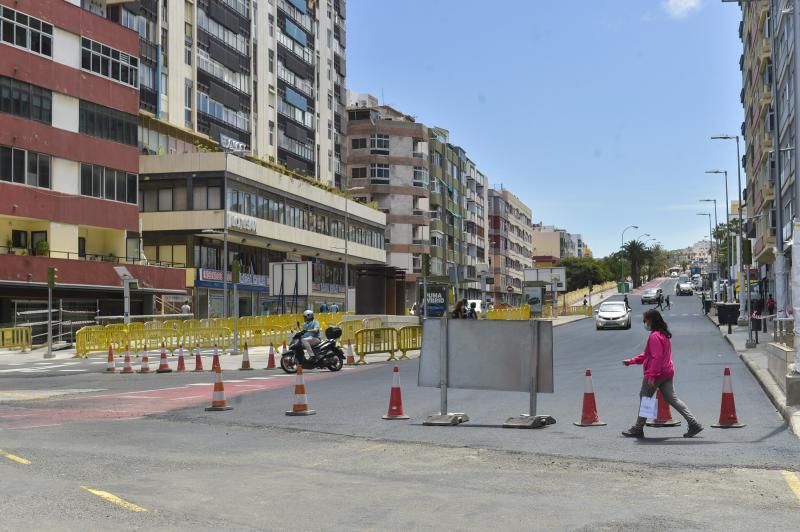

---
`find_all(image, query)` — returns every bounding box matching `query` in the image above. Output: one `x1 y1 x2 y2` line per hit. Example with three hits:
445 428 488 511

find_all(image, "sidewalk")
705 309 800 438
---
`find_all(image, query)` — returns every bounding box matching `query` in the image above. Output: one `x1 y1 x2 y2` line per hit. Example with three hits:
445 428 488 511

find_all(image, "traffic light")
231 261 240 284
47 267 58 288
421 254 430 277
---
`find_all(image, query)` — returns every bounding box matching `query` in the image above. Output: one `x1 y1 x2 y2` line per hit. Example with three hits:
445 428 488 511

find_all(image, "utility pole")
45 267 57 359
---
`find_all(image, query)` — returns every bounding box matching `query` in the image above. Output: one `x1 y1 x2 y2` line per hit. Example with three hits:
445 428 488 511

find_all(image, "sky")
345 0 744 257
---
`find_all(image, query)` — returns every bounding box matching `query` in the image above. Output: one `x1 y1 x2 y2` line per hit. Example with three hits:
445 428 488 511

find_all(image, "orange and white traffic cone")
574 369 606 426
205 369 233 412
105 345 116 373
211 345 221 373
156 343 172 373
239 342 253 370
382 365 409 420
345 339 356 366
286 366 316 416
137 352 151 374
121 348 134 374
646 389 681 427
193 345 204 372
176 345 186 372
711 367 745 428
265 342 276 369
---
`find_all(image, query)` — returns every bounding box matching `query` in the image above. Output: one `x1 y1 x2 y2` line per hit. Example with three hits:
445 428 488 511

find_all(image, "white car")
595 301 631 330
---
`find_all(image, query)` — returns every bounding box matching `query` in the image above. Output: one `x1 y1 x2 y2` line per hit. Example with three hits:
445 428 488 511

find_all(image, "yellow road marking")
81 486 148 512
782 471 800 502
0 449 31 465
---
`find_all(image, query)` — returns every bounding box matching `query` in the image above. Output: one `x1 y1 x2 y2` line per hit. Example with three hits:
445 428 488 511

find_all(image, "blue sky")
345 0 743 257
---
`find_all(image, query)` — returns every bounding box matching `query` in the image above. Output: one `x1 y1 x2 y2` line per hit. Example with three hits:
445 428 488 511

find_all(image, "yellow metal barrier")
236 327 294 350
362 317 383 329
143 320 162 330
0 326 32 352
487 306 530 320
336 320 363 345
104 323 128 334
128 328 181 354
181 327 234 352
75 327 110 358
396 326 421 360
128 322 144 333
354 328 398 364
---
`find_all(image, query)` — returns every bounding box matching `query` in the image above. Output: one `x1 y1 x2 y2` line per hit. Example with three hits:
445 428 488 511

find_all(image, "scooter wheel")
280 355 298 374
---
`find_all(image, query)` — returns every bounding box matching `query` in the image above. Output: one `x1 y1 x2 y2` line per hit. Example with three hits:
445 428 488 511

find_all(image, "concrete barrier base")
503 414 556 429
422 413 469 426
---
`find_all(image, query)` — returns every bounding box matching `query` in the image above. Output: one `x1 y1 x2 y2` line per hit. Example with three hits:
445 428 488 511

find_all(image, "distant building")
488 187 532 305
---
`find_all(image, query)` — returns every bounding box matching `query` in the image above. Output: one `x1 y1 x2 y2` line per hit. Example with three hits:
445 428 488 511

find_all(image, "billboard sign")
419 284 448 317
524 286 544 313
524 267 567 292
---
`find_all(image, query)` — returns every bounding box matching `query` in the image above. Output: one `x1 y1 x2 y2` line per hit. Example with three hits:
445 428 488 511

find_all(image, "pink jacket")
626 330 675 382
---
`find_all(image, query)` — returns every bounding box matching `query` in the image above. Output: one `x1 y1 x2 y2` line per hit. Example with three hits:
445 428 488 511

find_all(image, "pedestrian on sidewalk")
621 309 703 439
767 294 776 317
452 300 466 319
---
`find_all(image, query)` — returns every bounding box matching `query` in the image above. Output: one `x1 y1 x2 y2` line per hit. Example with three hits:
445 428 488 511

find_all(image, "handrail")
0 245 185 268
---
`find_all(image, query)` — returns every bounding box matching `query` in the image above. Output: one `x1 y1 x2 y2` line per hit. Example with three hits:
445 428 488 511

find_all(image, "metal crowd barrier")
396 325 422 360
0 326 32 352
354 327 398 365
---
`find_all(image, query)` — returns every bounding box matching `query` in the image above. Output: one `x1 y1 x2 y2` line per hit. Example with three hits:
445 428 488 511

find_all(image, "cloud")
662 0 701 19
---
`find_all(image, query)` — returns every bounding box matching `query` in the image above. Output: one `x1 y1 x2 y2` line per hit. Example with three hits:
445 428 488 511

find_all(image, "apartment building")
344 93 430 304
532 224 561 266
570 234 584 258
488 186 532 306
76 0 381 315
0 0 185 325
428 127 488 302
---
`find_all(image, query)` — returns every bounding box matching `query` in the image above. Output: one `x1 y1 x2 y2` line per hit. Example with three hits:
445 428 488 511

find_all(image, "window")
78 237 86 258
158 188 173 211
11 230 27 248
370 134 389 153
413 166 429 187
369 163 390 184
0 6 52 57
81 37 138 88
351 137 367 149
31 231 47 253
351 167 367 179
0 145 49 188
0 76 51 124
184 80 193 127
79 163 137 203
79 101 137 146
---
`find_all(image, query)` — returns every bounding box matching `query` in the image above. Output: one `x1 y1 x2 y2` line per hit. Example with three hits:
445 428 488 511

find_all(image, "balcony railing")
1 245 186 268
276 30 313 65
277 99 314 129
277 62 314 97
277 0 313 32
278 132 314 161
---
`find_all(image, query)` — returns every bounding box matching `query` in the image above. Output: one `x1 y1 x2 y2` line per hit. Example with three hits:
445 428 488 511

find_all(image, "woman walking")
621 309 703 438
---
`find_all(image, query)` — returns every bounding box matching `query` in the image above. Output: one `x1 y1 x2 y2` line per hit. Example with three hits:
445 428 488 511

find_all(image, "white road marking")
59 369 86 373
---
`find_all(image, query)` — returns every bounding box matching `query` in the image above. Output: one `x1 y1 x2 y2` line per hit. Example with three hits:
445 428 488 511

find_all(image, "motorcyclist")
301 309 321 363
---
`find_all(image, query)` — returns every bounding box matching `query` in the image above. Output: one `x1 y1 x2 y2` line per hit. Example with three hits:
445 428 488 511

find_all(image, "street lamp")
705 169 733 301
697 213 713 283
343 186 365 313
619 225 638 282
711 135 748 327
700 199 719 280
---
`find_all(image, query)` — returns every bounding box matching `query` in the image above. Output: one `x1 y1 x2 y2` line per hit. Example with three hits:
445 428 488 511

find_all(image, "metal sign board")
418 319 554 393
524 267 567 292
524 286 544 313
270 262 312 297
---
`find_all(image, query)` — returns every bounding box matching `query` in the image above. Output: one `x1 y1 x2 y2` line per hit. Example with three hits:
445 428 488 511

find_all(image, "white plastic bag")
639 395 658 419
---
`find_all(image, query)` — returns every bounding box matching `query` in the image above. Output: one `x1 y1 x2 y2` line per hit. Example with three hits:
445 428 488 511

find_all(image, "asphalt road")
2 278 799 530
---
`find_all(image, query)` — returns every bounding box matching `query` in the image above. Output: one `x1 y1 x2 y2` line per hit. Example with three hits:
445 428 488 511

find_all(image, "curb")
739 352 800 438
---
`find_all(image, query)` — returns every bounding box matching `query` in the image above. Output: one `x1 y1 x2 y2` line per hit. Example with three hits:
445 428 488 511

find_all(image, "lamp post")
343 186 365 313
711 136 748 328
700 198 719 282
620 225 638 282
706 169 733 301
697 213 713 277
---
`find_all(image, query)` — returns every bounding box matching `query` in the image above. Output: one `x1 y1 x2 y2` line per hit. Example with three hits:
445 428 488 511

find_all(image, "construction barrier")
354 327 398 364
180 328 234 352
396 326 422 360
236 327 294 350
128 328 182 354
76 328 110 358
487 306 530 321
0 326 32 352
337 320 363 344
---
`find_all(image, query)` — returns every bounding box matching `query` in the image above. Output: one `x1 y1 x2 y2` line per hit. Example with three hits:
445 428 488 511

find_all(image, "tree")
622 240 651 288
713 219 741 276
557 257 615 292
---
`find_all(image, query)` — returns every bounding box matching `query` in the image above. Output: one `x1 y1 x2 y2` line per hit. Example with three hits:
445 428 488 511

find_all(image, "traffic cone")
193 345 204 372
265 342 276 369
646 389 681 427
211 345 221 373
382 365 409 420
711 367 746 428
286 366 316 416
239 342 253 370
345 339 356 366
205 369 233 411
176 345 186 372
156 343 172 373
137 353 151 374
574 369 606 426
121 348 134 374
105 345 116 373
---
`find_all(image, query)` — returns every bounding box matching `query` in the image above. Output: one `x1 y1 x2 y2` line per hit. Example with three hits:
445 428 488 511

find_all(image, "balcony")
276 30 313 65
0 253 186 292
277 62 314 97
277 0 313 32
277 99 314 129
429 219 443 233
429 191 442 206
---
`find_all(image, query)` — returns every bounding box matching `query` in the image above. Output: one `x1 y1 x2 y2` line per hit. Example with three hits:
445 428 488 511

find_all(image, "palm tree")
623 240 650 288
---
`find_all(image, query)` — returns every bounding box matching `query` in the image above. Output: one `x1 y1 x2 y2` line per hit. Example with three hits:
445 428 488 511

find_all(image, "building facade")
488 186 532 306
0 0 185 327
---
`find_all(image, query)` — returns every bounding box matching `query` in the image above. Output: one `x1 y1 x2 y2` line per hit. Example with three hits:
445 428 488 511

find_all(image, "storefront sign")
197 269 267 292
419 284 448 317
228 214 258 233
220 133 248 155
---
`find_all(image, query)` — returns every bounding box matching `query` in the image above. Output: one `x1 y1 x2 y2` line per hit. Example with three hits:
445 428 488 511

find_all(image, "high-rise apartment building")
344 97 488 306
80 0 385 317
0 0 186 325
740 1 777 298
488 186 532 306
